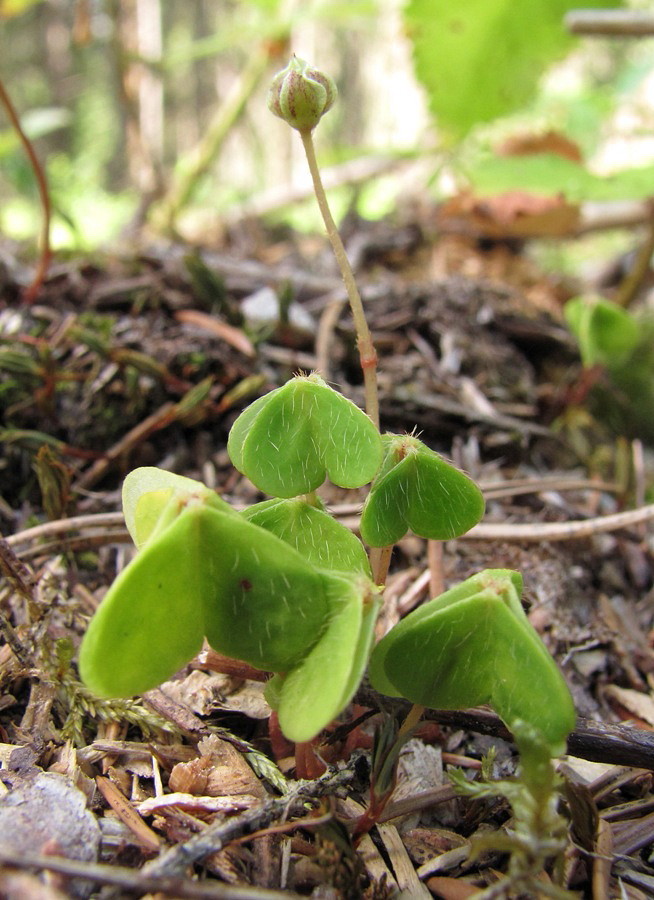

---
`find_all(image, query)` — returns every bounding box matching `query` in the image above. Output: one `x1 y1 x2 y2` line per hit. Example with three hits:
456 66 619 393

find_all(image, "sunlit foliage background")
2 0 653 252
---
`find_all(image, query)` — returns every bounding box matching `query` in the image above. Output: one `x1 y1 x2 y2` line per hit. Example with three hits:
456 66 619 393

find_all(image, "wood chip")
136 791 259 816
376 822 431 897
603 685 654 727
175 309 256 357
95 776 161 853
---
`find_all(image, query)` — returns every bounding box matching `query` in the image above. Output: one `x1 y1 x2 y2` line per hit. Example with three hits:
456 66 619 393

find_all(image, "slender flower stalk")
268 56 380 430
298 128 379 429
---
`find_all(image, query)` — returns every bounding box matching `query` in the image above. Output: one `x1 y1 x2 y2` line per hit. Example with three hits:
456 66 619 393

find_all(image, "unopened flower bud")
267 55 337 132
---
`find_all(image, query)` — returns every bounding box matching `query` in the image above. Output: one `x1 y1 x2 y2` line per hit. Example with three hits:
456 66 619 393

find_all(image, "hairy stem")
299 128 379 429
369 545 392 586
427 538 444 597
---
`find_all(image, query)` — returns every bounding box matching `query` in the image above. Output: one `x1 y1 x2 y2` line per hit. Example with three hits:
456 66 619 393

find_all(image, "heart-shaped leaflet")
359 433 485 547
243 497 371 577
79 501 208 698
266 578 381 742
369 569 575 756
227 373 383 498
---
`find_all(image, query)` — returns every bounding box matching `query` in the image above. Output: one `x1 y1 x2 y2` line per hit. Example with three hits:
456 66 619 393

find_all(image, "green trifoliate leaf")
359 433 485 547
81 472 382 743
267 55 337 132
81 466 383 742
80 498 340 696
80 493 330 696
564 295 640 370
228 374 382 498
243 497 371 577
369 569 575 756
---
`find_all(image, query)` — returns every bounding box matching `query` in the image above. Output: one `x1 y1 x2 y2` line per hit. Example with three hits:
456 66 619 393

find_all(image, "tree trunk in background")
110 0 164 204
0 0 429 240
136 0 164 179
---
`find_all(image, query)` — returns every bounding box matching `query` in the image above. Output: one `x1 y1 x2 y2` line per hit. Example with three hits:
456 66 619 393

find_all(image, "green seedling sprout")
564 295 640 370
450 722 574 898
369 569 576 757
80 467 380 743
78 59 575 858
360 432 485 547
227 372 382 498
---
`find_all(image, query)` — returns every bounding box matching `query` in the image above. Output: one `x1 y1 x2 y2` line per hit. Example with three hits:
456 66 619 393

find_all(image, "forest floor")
1 210 654 899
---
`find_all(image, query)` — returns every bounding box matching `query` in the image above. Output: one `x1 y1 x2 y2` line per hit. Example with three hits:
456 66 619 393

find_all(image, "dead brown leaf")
426 875 483 900
497 130 583 163
439 190 580 239
169 734 267 799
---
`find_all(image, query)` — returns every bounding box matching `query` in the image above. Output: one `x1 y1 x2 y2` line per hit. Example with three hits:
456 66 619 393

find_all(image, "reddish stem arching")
0 76 52 304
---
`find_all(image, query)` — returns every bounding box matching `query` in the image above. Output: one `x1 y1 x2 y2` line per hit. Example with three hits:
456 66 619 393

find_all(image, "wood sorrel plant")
79 58 575 798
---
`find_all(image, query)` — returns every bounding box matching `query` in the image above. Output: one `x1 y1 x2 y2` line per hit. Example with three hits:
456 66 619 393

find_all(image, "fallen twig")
0 847 299 899
466 503 654 542
141 762 359 878
566 10 654 37
6 500 654 561
355 688 654 770
340 503 654 543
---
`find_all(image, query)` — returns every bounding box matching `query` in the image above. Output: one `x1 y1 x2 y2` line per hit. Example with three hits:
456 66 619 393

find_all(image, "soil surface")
1 216 653 899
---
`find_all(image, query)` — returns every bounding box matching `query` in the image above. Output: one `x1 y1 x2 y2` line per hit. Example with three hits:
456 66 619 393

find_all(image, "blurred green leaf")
405 0 621 140
564 296 639 368
467 152 654 203
564 296 654 443
0 107 71 159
